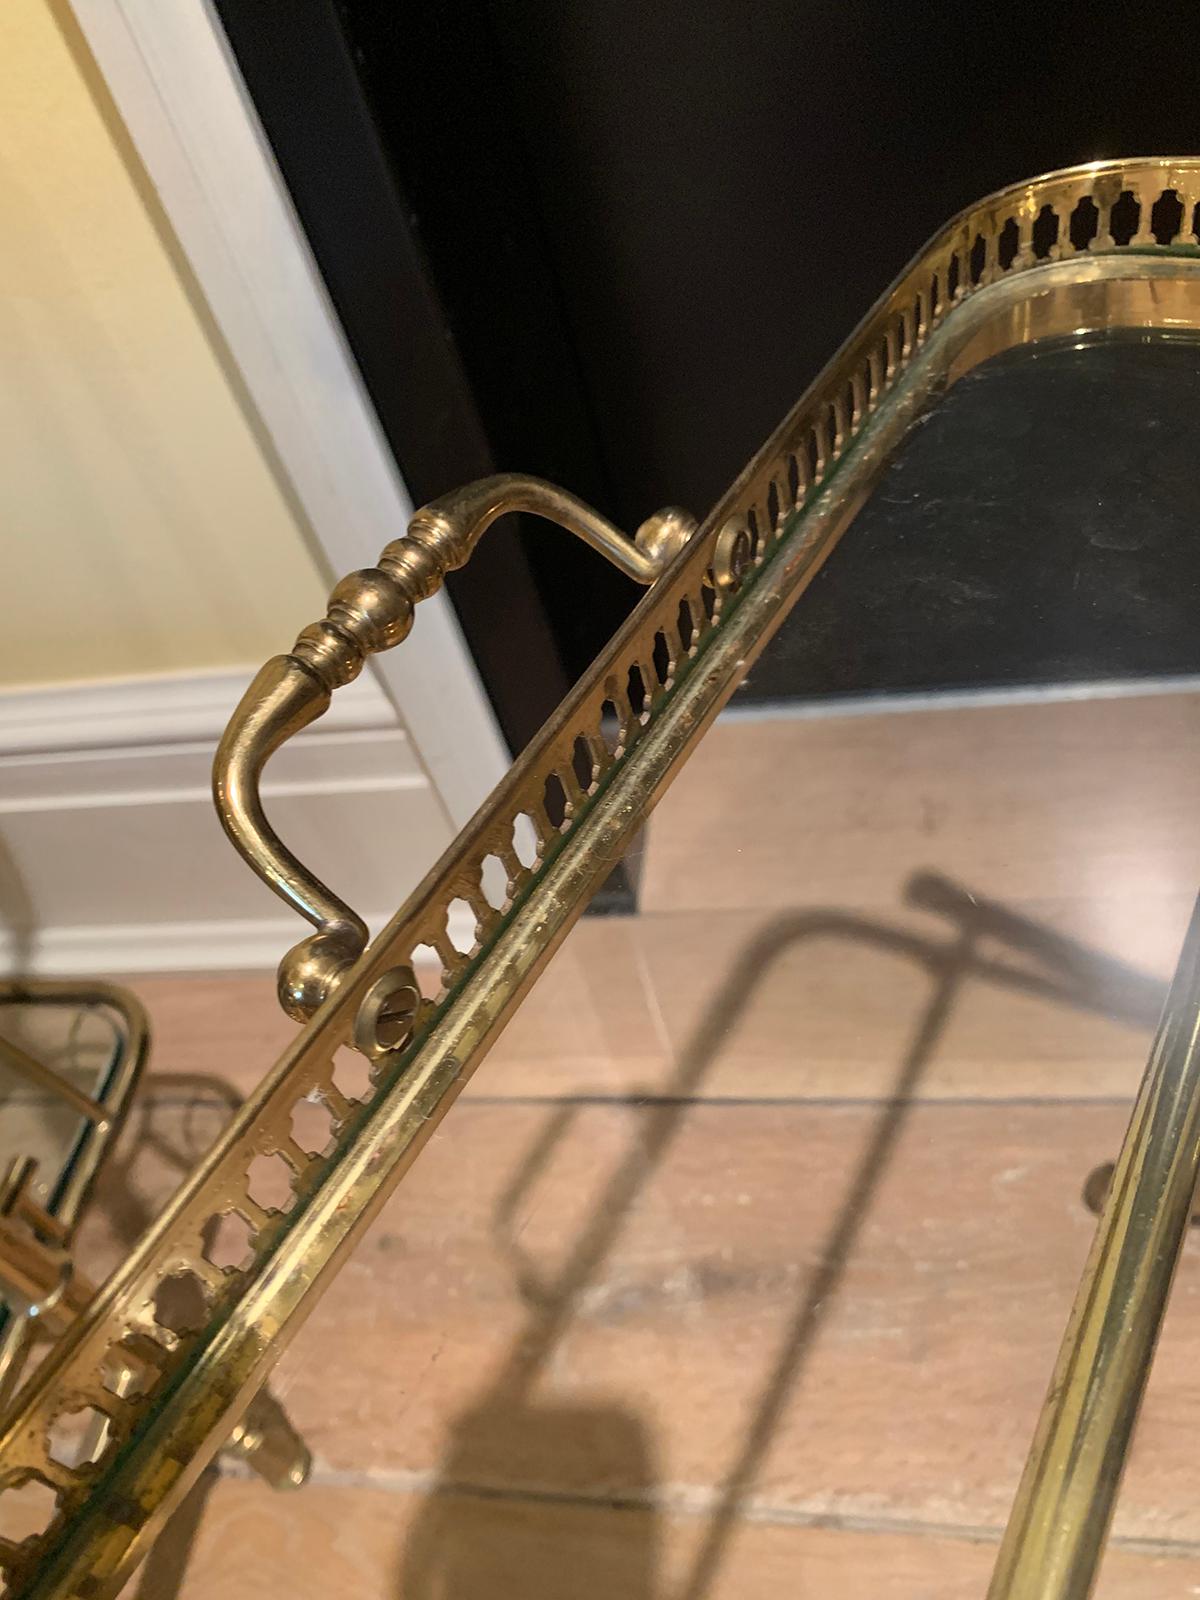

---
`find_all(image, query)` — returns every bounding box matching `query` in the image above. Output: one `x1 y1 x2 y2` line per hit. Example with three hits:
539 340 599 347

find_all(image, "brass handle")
213 473 695 1022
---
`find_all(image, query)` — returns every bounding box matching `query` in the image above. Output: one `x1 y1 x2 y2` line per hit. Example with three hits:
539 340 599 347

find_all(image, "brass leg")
222 1389 311 1491
989 895 1200 1599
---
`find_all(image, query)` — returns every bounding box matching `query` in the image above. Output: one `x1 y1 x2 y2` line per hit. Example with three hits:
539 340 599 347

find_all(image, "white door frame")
66 0 509 830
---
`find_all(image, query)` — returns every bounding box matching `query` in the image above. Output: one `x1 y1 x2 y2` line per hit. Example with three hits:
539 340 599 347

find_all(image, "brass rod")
0 1158 69 1247
0 1218 94 1342
988 894 1200 1600
0 1035 111 1130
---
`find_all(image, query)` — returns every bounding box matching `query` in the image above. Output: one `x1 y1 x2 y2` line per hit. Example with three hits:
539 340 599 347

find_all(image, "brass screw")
353 967 422 1060
713 517 755 593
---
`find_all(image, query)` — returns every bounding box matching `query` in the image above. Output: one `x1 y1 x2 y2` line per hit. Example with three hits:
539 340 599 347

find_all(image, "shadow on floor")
394 872 1165 1599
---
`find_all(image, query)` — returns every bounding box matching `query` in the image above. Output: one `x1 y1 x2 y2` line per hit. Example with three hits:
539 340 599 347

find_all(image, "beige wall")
0 0 328 688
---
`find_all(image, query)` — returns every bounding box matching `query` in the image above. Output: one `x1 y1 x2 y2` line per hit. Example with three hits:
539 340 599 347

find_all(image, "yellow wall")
0 0 328 687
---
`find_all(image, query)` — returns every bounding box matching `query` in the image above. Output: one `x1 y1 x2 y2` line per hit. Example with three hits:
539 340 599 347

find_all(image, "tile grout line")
227 1461 1200 1560
459 1092 1141 1110
22 1090 1144 1111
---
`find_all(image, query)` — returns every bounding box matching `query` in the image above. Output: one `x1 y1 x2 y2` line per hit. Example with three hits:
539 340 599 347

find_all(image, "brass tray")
4 156 1200 1600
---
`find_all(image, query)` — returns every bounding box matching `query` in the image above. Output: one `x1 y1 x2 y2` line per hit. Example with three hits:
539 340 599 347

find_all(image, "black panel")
327 0 639 680
217 0 1200 723
213 0 576 752
737 334 1200 703
480 0 1200 526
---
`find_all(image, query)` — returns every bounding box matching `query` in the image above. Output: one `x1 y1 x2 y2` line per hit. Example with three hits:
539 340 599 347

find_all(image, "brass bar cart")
2 156 1200 1599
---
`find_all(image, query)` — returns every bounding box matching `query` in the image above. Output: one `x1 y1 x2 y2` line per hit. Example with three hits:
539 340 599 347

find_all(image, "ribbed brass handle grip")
213 474 695 1022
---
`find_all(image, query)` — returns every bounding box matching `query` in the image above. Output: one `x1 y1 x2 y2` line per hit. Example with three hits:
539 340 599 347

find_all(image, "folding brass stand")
3 156 1200 1599
0 983 147 1416
0 987 310 1520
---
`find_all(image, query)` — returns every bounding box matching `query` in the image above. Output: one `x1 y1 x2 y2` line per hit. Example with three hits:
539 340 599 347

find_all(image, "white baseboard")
0 665 395 755
0 914 398 976
0 669 454 977
0 910 471 978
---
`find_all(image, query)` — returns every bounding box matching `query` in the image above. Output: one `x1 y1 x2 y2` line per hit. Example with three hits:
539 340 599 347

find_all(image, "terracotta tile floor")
21 691 1200 1596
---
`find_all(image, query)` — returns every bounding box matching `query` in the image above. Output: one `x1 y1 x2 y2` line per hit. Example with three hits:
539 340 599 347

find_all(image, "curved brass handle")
213 474 695 1022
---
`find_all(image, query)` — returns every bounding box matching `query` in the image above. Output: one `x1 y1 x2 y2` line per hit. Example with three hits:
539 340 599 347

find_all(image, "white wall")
0 0 504 972
0 0 330 686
